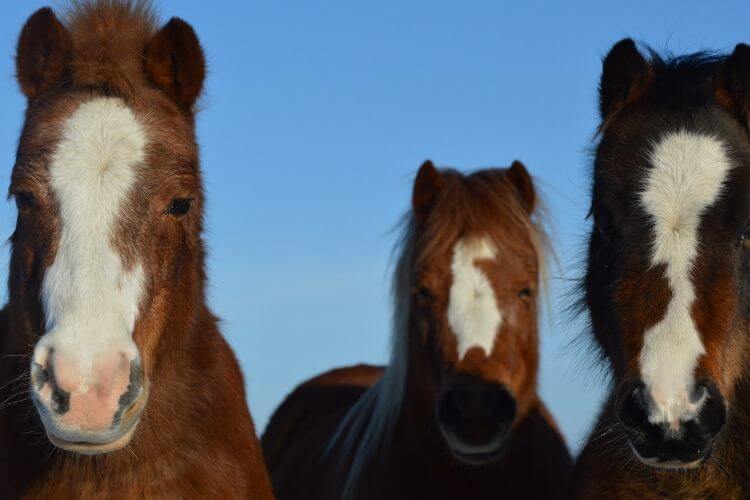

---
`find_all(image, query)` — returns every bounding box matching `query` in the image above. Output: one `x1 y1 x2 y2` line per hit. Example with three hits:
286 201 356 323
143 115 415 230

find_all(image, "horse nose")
617 379 726 467
437 376 516 446
31 346 143 433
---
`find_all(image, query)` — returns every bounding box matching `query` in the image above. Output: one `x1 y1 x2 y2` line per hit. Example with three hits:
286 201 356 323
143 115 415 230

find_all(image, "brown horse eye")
13 191 35 212
165 197 193 217
415 286 433 303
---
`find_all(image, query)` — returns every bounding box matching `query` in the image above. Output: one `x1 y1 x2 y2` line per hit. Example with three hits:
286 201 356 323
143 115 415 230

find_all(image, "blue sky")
1 0 749 453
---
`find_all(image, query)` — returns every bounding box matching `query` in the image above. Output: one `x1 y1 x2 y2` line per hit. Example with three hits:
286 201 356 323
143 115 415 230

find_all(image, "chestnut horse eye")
13 191 35 212
165 197 193 217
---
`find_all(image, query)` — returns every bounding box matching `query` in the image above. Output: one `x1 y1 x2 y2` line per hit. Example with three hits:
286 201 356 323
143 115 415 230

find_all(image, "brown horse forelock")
411 168 546 415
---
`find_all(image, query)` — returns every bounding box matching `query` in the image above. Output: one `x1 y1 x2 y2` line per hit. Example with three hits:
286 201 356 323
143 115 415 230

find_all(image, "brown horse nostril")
438 379 516 432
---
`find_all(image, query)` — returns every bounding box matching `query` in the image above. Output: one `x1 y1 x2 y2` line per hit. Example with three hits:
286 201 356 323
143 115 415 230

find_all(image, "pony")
0 2 273 497
262 160 573 499
574 39 750 498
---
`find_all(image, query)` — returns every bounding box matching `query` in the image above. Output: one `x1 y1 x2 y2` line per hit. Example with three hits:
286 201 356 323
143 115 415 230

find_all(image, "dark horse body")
575 39 750 498
263 161 572 499
0 2 272 497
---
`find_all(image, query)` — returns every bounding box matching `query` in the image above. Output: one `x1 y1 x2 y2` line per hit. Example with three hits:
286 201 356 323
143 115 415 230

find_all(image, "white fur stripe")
35 97 146 388
639 131 731 425
448 237 502 359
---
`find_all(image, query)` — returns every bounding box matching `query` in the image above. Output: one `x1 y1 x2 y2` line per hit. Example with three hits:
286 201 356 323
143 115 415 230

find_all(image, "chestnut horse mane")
328 168 552 499
59 0 158 94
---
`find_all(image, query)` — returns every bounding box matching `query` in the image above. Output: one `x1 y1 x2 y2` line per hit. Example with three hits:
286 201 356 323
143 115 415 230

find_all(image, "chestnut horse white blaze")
33 97 148 453
0 2 273 497
262 161 572 500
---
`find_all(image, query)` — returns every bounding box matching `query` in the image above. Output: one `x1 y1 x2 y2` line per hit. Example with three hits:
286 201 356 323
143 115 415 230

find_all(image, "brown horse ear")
716 43 750 127
506 161 535 214
599 38 650 121
143 18 205 112
412 160 444 223
16 8 72 100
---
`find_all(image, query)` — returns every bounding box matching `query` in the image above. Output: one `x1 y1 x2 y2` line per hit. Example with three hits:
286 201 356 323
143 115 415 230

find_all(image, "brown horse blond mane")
328 167 551 499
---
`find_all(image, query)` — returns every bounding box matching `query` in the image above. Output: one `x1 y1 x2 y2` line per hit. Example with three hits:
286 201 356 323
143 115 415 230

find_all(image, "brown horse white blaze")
262 161 572 499
0 2 273 497
575 39 750 498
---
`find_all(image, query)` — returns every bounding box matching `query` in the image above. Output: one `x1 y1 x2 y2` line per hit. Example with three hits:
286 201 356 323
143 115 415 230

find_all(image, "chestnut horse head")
10 2 206 455
333 160 547 497
586 39 750 469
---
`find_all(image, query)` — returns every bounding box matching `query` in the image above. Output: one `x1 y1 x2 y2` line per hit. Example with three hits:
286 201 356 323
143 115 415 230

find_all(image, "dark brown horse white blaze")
262 161 572 499
0 2 273 498
575 39 750 498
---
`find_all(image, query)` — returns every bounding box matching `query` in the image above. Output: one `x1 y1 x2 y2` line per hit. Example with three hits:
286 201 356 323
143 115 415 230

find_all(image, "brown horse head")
409 160 544 465
586 39 750 469
11 2 206 455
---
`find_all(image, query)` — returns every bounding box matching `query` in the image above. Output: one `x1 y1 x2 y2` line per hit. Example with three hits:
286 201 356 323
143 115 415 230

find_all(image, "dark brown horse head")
409 160 544 465
11 2 206 454
587 39 750 469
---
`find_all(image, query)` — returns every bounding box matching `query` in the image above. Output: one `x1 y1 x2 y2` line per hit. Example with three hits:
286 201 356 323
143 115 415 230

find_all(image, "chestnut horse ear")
16 8 72 100
599 38 650 121
412 160 444 223
506 161 535 214
716 43 750 127
143 18 205 112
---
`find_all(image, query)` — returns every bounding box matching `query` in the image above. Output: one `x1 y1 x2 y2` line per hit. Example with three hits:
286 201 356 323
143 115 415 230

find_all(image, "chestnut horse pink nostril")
32 350 142 432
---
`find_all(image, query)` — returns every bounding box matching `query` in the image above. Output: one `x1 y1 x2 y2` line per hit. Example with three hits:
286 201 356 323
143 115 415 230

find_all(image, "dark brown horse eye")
742 229 750 249
518 286 533 299
13 191 35 212
165 197 193 217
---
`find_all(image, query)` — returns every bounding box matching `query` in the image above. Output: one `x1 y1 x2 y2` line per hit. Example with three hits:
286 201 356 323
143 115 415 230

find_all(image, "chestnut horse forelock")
330 165 549 498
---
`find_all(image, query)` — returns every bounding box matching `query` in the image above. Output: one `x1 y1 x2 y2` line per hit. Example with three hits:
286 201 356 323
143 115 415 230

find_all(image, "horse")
0 2 273 497
574 39 750 498
262 160 573 499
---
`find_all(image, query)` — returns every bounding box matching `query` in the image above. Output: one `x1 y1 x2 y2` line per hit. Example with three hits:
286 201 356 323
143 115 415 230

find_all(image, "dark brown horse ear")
16 8 72 100
143 18 205 112
599 38 650 121
506 161 535 214
716 43 750 127
412 160 444 223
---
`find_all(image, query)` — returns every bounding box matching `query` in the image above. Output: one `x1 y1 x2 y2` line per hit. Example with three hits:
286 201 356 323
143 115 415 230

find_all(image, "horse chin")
37 389 148 456
46 424 138 455
441 429 508 466
627 440 711 471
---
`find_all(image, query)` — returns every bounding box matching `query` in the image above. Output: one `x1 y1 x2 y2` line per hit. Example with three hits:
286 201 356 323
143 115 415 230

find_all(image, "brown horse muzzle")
436 374 516 465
